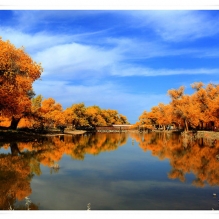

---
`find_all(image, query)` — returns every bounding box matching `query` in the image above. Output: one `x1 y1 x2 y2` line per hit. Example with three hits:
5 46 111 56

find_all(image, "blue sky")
1 10 219 123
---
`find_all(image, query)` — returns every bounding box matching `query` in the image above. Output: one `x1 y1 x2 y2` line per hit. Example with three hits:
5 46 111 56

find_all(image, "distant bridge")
96 125 133 132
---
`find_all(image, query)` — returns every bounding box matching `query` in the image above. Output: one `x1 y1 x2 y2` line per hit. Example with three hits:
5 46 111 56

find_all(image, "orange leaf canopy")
0 37 43 118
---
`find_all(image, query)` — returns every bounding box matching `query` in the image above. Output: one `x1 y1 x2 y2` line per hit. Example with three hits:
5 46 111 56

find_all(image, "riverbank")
151 129 219 139
1 128 219 142
195 131 219 140
0 129 87 142
43 130 87 136
0 129 42 142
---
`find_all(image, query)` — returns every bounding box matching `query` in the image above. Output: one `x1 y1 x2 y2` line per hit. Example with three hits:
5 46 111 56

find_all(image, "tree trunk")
9 117 21 130
200 121 203 130
185 119 189 132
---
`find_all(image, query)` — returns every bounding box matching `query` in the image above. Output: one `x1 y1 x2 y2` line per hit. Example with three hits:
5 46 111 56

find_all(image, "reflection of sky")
0 146 11 154
29 138 219 210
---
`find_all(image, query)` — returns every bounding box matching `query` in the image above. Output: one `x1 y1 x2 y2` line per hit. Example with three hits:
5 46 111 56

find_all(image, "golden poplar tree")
0 37 43 129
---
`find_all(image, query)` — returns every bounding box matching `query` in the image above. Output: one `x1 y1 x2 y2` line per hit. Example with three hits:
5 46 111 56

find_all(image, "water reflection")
0 133 128 210
0 131 219 210
0 145 39 209
130 131 219 187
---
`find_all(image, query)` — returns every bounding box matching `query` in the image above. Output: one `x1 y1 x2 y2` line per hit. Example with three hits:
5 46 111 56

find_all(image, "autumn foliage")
64 103 129 128
0 37 43 129
137 82 219 131
13 97 129 131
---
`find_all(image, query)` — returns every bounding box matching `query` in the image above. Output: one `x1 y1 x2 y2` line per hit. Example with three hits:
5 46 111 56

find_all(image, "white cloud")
0 27 72 54
111 66 219 77
28 35 219 81
1 25 219 83
112 37 204 59
33 42 121 78
131 10 219 42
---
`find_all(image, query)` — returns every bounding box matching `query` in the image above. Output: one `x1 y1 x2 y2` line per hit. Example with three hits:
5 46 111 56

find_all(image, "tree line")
0 37 129 131
135 82 219 132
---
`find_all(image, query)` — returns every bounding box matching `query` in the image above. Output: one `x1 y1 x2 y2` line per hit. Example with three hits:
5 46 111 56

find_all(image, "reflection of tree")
0 133 128 209
33 133 128 162
168 169 185 182
10 142 23 156
0 149 39 210
130 131 219 187
2 133 128 165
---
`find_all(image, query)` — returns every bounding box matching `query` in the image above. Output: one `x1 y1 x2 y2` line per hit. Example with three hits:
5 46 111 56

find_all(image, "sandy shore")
64 130 87 135
42 130 87 136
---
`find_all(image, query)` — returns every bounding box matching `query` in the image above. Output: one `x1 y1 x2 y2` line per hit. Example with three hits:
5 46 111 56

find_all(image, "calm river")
0 131 219 210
